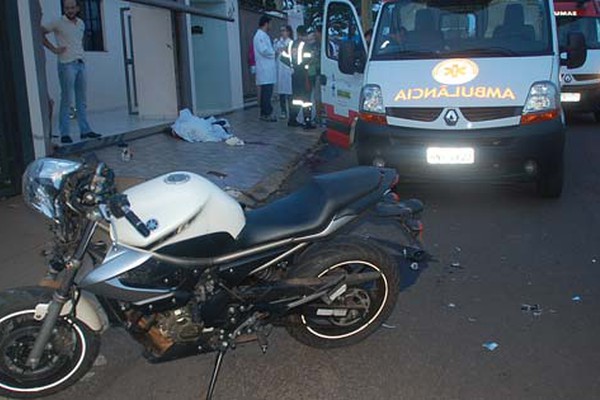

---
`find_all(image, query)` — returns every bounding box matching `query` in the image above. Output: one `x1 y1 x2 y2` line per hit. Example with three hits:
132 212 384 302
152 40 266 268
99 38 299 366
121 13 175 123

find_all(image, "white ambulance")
321 0 586 197
555 0 600 122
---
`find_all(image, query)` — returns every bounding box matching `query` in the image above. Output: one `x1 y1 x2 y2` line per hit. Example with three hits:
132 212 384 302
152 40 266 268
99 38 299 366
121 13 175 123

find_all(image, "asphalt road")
2 114 600 400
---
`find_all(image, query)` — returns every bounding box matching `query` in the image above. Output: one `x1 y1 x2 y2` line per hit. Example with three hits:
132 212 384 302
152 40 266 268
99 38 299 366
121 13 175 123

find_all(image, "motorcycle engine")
155 306 203 342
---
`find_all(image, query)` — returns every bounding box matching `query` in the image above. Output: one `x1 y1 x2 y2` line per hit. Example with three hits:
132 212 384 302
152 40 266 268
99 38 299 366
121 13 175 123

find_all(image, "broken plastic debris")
450 262 463 269
447 302 456 308
381 323 396 329
482 342 499 351
93 354 107 367
572 295 582 302
521 304 542 317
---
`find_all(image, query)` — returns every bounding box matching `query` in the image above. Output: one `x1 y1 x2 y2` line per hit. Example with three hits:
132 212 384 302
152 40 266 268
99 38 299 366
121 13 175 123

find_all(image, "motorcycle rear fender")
0 286 109 333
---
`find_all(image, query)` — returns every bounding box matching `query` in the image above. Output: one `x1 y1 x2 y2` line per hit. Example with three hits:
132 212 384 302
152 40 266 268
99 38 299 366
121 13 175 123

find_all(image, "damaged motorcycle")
0 156 426 399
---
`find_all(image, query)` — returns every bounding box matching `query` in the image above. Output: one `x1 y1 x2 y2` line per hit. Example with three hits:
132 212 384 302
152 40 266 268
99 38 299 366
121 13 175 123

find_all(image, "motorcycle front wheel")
0 289 100 398
286 238 400 348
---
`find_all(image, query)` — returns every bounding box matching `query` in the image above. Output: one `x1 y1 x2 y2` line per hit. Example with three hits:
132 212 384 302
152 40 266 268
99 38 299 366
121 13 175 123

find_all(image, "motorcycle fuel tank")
111 172 245 249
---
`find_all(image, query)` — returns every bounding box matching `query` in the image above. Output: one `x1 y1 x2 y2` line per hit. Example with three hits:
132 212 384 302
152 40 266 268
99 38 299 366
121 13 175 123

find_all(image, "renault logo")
444 109 459 126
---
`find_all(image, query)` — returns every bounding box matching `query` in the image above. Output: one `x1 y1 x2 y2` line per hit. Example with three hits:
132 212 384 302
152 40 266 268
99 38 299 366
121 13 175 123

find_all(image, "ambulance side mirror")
561 32 587 69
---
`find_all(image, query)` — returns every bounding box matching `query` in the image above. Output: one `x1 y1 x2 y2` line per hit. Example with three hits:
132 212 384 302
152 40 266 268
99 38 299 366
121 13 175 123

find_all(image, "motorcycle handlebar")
123 208 151 238
107 194 150 238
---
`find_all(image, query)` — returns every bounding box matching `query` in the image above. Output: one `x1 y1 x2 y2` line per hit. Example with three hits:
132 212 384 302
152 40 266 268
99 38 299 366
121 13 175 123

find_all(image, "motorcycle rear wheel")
0 291 100 398
286 238 400 348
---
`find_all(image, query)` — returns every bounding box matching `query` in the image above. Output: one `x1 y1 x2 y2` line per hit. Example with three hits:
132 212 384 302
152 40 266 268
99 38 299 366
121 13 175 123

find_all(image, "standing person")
286 25 316 130
42 0 101 144
253 15 277 122
274 25 294 120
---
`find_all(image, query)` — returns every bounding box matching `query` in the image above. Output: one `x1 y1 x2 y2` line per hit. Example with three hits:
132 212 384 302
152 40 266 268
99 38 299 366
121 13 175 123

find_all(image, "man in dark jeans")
253 15 277 122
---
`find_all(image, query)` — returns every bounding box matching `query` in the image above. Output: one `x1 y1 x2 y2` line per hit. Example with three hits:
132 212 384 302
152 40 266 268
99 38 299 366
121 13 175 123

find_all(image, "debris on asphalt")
455 246 462 253
207 170 228 179
521 303 543 317
572 295 582 302
482 342 500 351
225 136 245 146
447 302 457 308
93 354 107 367
410 262 420 271
592 258 597 264
450 261 463 269
467 317 477 323
382 323 397 329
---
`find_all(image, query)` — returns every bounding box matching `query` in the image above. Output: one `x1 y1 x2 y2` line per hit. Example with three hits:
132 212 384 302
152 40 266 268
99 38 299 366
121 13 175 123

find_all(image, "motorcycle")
0 156 426 399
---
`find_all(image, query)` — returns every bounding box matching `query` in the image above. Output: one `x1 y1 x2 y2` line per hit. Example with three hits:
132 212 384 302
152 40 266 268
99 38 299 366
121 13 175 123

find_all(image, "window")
372 0 553 60
62 0 105 51
326 2 363 60
557 16 600 50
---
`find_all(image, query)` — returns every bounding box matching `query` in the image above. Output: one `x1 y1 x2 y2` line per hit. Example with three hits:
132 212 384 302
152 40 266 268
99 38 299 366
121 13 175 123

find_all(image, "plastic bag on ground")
171 109 232 143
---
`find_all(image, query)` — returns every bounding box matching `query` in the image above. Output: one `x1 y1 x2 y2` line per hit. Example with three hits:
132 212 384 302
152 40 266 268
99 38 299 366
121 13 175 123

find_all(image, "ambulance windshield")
372 0 553 60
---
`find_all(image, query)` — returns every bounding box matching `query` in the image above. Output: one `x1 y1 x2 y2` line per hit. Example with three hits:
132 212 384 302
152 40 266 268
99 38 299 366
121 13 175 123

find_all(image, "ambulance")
321 0 586 197
555 0 600 121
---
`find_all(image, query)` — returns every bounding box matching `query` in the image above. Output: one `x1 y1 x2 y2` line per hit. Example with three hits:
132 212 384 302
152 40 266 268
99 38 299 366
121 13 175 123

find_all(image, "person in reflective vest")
284 25 316 129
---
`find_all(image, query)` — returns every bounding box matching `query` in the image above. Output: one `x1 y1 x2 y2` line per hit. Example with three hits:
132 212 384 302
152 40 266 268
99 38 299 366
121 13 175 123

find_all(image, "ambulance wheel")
537 161 563 199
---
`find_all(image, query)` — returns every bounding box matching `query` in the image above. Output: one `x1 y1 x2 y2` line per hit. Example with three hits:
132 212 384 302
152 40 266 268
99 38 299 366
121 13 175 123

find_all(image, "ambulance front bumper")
355 118 565 182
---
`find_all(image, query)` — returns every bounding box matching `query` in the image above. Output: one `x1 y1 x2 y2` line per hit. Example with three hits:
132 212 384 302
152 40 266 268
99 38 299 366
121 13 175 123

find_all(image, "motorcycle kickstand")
205 350 226 400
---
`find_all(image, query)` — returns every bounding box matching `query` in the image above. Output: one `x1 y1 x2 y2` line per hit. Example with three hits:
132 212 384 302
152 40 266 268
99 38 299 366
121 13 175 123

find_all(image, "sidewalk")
91 108 324 205
0 108 324 292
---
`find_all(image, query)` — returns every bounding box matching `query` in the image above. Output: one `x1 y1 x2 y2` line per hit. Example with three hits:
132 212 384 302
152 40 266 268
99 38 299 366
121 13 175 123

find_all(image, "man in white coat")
253 15 277 122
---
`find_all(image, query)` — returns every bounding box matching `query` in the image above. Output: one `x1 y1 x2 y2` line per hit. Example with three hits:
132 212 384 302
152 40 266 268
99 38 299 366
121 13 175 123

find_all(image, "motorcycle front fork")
26 221 97 369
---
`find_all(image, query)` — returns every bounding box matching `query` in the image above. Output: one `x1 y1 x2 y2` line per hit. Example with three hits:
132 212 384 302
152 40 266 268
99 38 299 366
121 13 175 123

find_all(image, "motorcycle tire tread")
286 237 400 349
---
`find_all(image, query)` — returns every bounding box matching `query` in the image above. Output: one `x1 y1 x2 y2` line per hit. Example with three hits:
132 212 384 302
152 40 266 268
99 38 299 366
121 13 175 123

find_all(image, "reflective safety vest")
282 40 313 71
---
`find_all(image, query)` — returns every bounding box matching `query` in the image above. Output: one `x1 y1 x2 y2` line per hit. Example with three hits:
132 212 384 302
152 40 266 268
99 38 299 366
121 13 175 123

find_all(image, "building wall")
40 0 129 114
190 0 244 116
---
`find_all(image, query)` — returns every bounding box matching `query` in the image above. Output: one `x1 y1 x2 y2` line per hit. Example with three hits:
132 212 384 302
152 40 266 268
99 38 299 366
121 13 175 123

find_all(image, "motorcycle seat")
237 166 383 247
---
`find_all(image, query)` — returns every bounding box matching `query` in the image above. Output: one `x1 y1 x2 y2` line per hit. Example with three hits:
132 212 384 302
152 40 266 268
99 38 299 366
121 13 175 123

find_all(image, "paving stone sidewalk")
92 108 323 205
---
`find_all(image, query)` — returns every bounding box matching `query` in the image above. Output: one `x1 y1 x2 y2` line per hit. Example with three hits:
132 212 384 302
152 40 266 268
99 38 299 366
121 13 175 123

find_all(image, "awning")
128 0 234 22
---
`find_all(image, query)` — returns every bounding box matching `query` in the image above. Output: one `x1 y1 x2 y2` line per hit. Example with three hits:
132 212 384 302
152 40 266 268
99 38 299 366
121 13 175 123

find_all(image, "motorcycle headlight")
22 158 82 220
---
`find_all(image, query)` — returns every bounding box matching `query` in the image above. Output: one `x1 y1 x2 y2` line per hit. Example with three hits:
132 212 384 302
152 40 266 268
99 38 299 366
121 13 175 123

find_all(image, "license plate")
561 92 581 103
426 147 475 165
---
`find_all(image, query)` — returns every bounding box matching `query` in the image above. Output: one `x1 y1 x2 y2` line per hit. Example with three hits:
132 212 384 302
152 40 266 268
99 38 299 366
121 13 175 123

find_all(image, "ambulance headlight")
523 82 559 113
360 85 385 114
521 81 560 125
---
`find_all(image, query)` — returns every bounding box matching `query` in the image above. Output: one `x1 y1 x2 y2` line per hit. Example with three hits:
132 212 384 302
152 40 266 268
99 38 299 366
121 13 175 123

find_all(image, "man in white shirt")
253 15 277 122
43 0 101 144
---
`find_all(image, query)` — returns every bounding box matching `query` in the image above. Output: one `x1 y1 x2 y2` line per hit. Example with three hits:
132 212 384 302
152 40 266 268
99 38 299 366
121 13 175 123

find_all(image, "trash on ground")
521 303 542 317
454 246 462 253
171 109 243 145
207 170 228 179
450 262 464 269
482 342 500 351
593 258 598 264
93 354 107 367
225 136 245 146
381 323 397 329
447 302 456 308
467 317 477 323
572 295 582 302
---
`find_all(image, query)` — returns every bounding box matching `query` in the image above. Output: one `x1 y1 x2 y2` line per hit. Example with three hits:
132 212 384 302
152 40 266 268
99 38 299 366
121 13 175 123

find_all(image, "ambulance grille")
386 107 443 122
460 107 522 122
573 74 600 82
